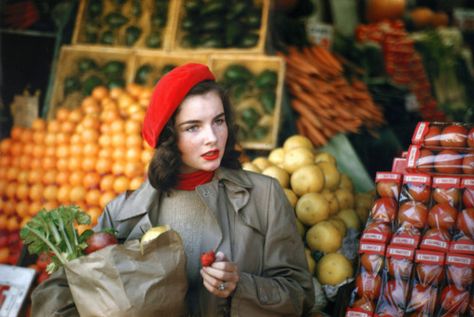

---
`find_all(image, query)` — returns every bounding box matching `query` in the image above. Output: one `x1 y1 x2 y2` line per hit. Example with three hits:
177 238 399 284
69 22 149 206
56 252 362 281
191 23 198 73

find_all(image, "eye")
215 117 226 125
185 125 199 132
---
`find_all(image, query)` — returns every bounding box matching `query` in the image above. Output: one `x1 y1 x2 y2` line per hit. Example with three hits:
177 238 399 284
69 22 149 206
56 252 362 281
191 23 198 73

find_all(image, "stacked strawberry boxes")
345 121 474 317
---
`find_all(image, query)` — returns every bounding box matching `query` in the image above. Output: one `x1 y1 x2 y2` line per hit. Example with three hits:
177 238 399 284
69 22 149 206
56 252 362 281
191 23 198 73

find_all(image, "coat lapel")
113 180 157 241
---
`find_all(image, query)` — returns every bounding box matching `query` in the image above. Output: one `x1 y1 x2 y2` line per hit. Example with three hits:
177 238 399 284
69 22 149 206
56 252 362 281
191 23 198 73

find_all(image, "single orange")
81 156 97 172
47 120 60 133
56 158 69 172
125 147 142 161
5 182 17 199
124 120 141 135
87 207 103 226
43 200 58 211
17 170 29 184
55 132 71 145
81 128 100 143
125 134 142 148
112 147 127 161
97 147 112 159
10 142 23 156
15 183 29 200
140 149 155 165
55 108 70 122
43 170 58 185
20 129 33 144
67 156 82 171
99 174 115 192
69 170 85 187
0 155 11 167
56 144 69 159
10 126 23 140
69 185 86 203
32 144 45 158
83 142 100 157
0 138 12 155
109 87 124 99
6 166 19 182
110 119 125 133
69 143 83 156
28 201 43 217
95 157 112 174
31 118 47 131
29 183 44 201
129 176 144 190
55 171 69 185
57 185 71 204
44 132 56 146
68 108 83 123
15 201 29 218
111 161 125 176
3 199 15 215
124 161 143 179
43 184 59 201
99 191 117 209
83 172 101 189
85 189 101 206
92 86 109 100
32 131 46 144
113 175 130 194
70 133 82 145
81 96 101 115
81 116 100 130
6 216 20 231
60 120 75 134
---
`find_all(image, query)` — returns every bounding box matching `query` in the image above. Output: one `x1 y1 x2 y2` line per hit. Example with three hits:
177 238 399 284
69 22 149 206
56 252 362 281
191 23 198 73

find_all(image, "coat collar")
114 168 253 222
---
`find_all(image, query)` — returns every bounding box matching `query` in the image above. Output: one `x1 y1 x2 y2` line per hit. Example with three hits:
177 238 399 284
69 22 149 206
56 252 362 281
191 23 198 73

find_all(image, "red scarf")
176 170 215 190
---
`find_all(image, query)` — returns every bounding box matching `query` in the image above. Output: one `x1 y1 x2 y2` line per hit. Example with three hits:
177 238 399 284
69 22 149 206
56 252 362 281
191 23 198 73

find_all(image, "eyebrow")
177 112 225 127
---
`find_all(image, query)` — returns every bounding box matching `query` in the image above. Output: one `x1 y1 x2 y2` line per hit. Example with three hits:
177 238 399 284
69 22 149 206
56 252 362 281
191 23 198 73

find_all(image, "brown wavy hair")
147 80 241 192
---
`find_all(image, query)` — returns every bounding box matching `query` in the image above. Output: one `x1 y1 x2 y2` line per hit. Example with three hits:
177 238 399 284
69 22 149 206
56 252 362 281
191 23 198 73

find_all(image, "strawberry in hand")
201 250 216 267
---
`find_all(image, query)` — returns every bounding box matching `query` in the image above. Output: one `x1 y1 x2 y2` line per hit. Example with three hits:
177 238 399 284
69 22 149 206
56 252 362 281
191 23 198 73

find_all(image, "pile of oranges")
0 83 155 236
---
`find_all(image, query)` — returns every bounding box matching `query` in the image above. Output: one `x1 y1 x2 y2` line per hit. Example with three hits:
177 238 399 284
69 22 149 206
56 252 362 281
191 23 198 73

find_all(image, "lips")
202 150 219 161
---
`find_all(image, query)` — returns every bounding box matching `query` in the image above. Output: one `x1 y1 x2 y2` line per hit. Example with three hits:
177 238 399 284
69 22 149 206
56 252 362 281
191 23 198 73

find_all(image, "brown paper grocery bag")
64 229 188 317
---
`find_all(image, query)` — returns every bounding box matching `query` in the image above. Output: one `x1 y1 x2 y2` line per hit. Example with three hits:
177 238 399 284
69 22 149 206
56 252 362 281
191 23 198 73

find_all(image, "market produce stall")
1 0 473 316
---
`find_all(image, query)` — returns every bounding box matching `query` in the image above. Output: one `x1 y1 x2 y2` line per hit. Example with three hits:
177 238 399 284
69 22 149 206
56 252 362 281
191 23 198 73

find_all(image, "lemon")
140 225 170 254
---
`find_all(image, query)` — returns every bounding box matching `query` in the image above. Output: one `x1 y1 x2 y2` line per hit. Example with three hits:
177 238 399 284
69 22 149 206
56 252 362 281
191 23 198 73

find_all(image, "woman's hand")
200 251 239 298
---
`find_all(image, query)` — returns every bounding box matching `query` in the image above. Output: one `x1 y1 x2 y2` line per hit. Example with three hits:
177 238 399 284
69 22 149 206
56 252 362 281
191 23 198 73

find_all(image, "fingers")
200 259 240 298
215 251 227 262
202 273 237 298
204 265 239 283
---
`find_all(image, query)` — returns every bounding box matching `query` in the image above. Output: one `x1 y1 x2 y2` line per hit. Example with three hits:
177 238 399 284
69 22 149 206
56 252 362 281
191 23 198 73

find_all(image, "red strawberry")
201 250 215 267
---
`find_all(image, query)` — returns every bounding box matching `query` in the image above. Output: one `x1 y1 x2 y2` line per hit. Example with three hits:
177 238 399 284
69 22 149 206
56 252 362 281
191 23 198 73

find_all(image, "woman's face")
175 90 228 173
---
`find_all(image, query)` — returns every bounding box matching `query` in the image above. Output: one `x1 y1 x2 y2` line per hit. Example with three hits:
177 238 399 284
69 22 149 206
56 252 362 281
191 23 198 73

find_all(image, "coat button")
203 189 209 197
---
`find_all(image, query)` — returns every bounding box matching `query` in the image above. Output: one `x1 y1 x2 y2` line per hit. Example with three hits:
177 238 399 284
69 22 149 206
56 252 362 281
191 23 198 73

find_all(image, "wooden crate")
169 0 270 54
72 0 176 50
132 50 210 87
209 54 285 150
48 45 134 119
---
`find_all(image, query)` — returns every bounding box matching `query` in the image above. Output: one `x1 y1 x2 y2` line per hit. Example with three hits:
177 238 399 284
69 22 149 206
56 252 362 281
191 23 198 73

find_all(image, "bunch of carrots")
278 45 385 146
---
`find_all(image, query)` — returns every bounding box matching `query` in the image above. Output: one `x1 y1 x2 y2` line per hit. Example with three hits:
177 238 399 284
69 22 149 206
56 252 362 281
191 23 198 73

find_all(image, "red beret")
142 63 216 148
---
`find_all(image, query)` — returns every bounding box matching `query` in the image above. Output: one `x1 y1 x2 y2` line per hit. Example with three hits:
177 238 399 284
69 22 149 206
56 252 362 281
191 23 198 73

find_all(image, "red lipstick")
202 150 219 161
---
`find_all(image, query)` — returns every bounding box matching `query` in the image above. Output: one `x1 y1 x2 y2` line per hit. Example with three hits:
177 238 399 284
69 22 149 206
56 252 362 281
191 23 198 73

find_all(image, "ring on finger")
218 282 226 291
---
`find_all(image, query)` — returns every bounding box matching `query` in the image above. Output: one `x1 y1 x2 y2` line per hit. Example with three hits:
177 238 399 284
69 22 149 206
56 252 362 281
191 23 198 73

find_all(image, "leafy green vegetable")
20 206 93 273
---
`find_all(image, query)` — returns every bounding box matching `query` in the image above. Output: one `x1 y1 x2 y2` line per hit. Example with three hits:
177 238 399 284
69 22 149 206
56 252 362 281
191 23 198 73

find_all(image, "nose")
204 124 218 145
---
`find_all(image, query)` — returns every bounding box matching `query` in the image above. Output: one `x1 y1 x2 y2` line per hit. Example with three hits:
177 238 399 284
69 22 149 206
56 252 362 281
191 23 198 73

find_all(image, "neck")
175 170 215 191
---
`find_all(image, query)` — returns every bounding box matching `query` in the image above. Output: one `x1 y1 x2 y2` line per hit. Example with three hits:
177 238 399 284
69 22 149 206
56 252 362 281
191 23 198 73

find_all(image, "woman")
32 63 315 316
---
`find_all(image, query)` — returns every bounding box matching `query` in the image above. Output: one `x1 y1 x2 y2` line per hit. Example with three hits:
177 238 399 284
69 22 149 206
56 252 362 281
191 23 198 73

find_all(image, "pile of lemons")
243 135 374 286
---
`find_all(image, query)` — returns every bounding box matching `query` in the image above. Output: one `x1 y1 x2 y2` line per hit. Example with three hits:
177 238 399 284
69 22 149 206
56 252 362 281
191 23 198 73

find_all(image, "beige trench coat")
31 168 315 316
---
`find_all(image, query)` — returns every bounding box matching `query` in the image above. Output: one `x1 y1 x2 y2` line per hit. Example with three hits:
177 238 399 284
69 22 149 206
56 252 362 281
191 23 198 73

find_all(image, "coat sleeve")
30 200 119 316
230 179 315 316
